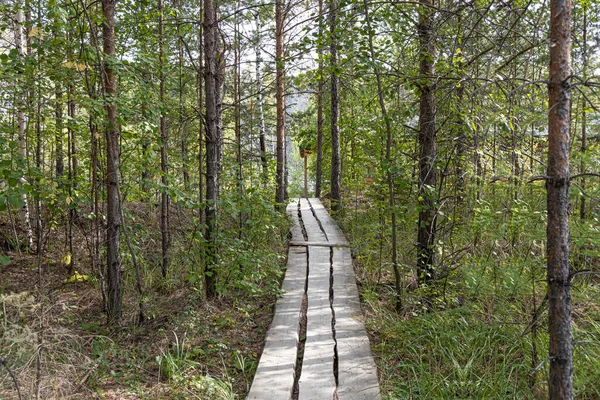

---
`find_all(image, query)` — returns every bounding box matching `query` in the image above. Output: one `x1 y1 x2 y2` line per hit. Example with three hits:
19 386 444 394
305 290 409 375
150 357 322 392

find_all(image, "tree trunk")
196 0 206 304
84 16 107 310
215 26 225 203
204 0 220 297
547 0 573 398
453 12 465 203
363 0 400 310
141 73 151 198
68 85 78 184
90 113 106 308
275 0 286 207
102 0 122 324
197 7 205 234
254 13 268 187
329 0 341 212
314 0 324 198
234 0 244 237
13 6 34 251
159 0 170 279
416 0 437 284
177 0 190 191
34 17 43 258
579 7 587 220
67 83 78 272
55 84 64 179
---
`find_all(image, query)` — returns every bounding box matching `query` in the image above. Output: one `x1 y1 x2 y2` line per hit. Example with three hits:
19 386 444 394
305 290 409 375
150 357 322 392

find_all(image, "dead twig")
0 357 22 400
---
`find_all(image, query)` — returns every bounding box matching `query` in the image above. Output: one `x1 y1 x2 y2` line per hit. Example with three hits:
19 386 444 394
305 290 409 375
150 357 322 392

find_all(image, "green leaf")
0 255 10 265
8 196 24 208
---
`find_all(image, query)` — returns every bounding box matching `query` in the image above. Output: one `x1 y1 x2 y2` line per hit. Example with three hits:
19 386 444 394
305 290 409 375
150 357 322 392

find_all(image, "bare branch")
529 357 555 378
570 173 600 181
528 175 550 183
0 358 22 400
569 270 600 282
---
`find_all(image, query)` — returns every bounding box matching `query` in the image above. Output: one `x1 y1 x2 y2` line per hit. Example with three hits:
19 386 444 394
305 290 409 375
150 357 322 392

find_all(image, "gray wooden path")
247 198 381 400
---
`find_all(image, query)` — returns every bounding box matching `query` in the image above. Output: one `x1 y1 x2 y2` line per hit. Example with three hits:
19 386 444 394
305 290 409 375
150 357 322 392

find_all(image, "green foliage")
212 187 289 297
0 0 598 397
376 309 530 398
157 331 199 381
0 137 29 213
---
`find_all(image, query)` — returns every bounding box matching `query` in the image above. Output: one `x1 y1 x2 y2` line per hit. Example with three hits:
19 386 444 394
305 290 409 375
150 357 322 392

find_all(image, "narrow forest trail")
247 198 381 400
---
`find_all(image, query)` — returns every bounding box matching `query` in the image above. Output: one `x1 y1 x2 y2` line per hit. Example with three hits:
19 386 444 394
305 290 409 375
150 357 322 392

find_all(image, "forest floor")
0 208 281 400
2 195 600 399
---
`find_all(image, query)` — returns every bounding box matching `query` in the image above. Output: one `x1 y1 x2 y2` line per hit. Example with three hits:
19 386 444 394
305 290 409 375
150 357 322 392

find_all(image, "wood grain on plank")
298 245 336 400
332 247 381 400
247 246 307 400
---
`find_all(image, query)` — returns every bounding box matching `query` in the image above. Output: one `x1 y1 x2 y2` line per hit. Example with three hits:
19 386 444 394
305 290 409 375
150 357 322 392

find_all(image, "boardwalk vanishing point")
247 198 381 400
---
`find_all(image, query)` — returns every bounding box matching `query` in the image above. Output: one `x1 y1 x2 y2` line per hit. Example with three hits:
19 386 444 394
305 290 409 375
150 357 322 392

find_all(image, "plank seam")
291 246 310 399
330 246 339 399
289 241 348 247
306 198 329 241
297 199 308 241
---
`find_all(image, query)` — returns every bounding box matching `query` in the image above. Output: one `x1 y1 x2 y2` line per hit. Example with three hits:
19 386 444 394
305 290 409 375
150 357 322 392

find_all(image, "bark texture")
204 0 220 297
67 84 78 271
13 6 34 251
197 1 205 239
329 0 341 211
55 85 64 179
275 0 286 207
417 0 437 283
159 0 170 278
254 13 268 186
547 0 573 398
102 0 122 324
579 8 587 220
314 0 324 198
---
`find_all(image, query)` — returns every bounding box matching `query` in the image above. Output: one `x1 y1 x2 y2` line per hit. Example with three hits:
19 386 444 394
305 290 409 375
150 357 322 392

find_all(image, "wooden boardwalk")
247 198 381 400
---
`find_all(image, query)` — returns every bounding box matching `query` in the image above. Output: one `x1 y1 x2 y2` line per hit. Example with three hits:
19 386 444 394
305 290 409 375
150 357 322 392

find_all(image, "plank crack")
330 246 339 399
297 199 308 241
292 247 309 400
306 198 329 241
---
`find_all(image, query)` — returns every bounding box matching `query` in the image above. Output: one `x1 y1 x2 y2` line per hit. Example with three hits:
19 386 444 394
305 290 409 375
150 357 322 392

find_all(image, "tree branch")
0 358 22 400
569 270 600 282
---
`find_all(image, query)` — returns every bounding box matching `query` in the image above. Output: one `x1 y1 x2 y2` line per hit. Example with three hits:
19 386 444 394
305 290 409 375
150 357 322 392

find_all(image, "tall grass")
339 183 600 399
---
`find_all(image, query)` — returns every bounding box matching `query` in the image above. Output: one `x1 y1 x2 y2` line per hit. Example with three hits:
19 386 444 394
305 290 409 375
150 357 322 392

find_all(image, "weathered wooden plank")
289 241 348 248
332 247 381 400
299 198 327 242
307 198 347 245
247 246 307 400
287 199 304 242
298 245 336 400
251 200 381 400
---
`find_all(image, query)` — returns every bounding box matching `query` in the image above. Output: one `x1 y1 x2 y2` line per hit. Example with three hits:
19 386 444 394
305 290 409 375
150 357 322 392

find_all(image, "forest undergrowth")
335 183 600 400
0 190 289 399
